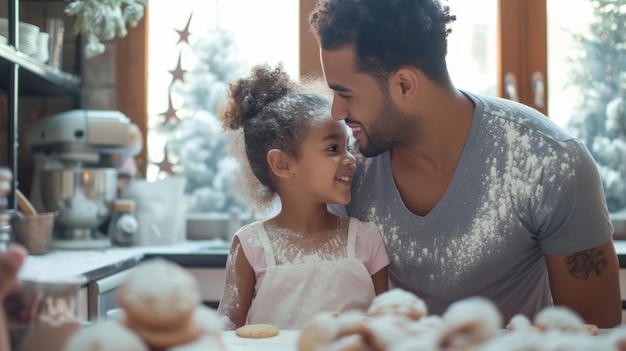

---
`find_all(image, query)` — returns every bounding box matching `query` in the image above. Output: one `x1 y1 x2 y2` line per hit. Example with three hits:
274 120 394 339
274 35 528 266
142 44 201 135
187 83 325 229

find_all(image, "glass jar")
108 199 138 247
4 276 86 351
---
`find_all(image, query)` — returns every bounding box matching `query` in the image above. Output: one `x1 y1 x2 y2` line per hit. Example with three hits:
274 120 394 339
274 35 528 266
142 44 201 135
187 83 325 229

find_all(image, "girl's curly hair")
219 64 331 209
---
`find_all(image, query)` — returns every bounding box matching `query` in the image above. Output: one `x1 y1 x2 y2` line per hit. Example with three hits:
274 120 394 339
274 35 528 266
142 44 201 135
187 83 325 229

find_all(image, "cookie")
235 324 280 338
584 323 599 336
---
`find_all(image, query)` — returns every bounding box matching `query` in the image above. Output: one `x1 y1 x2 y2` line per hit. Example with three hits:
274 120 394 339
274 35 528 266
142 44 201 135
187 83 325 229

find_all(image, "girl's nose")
343 156 355 169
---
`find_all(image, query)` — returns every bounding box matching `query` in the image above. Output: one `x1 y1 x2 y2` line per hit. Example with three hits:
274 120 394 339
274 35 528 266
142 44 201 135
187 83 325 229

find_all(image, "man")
309 0 621 327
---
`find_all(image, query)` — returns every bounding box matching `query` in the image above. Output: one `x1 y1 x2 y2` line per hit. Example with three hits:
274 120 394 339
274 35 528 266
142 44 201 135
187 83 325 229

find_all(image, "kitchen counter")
12 238 626 324
615 240 626 267
16 239 626 284
18 239 230 284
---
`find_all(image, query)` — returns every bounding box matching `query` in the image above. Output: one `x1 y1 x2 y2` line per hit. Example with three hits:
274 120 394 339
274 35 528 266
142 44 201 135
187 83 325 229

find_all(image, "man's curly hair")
309 0 456 85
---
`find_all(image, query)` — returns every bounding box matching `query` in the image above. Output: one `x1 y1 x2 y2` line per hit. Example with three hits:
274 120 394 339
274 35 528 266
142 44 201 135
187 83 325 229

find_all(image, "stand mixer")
25 109 142 249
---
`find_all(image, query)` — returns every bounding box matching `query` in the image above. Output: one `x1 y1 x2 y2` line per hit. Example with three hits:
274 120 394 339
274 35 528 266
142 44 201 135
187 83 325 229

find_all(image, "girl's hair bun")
221 63 297 130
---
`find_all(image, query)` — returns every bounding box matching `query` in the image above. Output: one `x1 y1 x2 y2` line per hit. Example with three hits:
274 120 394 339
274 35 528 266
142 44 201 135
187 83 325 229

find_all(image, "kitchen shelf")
3 0 83 210
0 43 82 96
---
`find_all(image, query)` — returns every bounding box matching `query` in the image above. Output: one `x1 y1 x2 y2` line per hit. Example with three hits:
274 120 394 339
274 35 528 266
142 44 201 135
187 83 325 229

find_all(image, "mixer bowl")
38 168 117 240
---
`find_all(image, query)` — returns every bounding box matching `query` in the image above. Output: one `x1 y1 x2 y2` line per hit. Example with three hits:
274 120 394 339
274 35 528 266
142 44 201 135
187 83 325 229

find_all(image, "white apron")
247 218 375 329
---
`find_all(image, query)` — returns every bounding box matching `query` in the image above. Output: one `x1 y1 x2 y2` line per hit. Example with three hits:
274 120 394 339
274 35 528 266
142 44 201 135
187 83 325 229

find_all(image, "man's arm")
544 239 622 328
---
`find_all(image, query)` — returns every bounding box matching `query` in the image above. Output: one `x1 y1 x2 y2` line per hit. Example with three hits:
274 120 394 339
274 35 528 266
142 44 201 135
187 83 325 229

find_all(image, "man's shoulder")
464 91 577 147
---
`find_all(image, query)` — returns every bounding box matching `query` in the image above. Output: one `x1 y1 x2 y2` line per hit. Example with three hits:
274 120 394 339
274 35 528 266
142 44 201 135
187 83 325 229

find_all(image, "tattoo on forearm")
564 248 609 280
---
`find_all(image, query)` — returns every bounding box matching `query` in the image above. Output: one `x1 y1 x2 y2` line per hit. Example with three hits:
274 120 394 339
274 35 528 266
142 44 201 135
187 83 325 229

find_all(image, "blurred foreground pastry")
65 258 225 351
298 288 624 351
65 321 147 351
117 258 205 349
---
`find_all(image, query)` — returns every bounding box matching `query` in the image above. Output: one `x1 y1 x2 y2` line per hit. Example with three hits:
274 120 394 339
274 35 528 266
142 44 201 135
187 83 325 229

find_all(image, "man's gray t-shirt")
331 91 613 322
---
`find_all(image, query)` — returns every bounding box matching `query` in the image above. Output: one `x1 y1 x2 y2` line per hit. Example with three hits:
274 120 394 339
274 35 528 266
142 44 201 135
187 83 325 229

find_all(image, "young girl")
216 64 389 330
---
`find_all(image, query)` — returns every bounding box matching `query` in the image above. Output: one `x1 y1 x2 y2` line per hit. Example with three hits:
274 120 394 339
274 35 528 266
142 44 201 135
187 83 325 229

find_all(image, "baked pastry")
298 312 367 351
533 305 587 334
117 258 204 349
296 290 625 351
367 288 428 320
117 258 201 330
438 297 502 350
65 321 147 351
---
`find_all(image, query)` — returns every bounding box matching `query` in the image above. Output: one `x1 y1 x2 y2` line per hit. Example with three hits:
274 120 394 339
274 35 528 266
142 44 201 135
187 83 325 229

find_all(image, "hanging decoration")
65 0 148 58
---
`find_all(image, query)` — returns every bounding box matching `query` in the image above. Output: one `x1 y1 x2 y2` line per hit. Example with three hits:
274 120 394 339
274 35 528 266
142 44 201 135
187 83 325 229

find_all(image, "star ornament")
175 12 193 45
159 93 180 124
155 145 176 176
169 51 187 85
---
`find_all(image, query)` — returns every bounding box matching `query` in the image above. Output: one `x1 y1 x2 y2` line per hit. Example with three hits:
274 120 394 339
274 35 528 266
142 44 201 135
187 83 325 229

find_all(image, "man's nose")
331 99 348 121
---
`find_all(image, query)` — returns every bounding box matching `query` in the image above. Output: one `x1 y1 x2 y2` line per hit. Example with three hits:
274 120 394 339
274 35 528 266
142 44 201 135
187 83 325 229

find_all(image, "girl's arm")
216 236 256 330
371 266 389 295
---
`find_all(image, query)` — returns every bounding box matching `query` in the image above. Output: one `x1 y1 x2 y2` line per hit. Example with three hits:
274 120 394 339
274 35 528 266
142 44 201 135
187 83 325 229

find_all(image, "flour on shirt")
359 110 577 283
263 219 349 265
443 119 575 280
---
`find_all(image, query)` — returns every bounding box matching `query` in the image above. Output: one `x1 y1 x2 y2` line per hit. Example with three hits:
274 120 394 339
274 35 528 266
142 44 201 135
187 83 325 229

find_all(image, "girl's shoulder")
234 221 266 248
345 216 381 234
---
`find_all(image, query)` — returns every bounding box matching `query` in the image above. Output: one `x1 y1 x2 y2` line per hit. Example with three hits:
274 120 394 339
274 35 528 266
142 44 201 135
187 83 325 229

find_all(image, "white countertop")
18 239 229 283
221 330 300 351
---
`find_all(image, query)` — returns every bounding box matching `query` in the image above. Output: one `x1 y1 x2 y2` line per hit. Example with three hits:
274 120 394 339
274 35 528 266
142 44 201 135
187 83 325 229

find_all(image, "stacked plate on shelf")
32 32 49 63
0 18 46 62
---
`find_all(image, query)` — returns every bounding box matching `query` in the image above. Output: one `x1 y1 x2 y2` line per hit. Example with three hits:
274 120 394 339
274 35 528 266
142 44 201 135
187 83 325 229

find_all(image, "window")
146 1 298 213
119 0 626 217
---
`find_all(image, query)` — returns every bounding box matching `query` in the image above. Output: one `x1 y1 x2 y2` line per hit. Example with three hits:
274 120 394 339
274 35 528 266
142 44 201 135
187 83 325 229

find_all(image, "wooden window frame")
116 8 149 177
499 0 547 115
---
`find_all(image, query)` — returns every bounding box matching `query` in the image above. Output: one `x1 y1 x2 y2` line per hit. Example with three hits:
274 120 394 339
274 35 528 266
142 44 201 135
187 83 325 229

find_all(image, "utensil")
16 189 37 216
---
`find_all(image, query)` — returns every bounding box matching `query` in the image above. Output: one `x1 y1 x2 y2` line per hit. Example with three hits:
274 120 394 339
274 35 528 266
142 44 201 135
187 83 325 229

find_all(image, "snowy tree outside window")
547 0 626 215
147 1 298 215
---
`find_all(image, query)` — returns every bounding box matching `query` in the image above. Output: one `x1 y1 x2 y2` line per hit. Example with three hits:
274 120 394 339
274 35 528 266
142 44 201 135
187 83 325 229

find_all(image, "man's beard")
359 99 416 158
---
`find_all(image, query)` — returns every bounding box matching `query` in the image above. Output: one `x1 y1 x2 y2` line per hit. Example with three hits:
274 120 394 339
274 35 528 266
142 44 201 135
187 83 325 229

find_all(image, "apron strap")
256 222 278 267
347 217 357 259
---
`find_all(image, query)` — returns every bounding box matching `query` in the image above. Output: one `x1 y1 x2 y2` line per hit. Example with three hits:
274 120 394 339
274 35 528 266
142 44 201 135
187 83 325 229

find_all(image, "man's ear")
267 149 294 180
391 67 418 98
